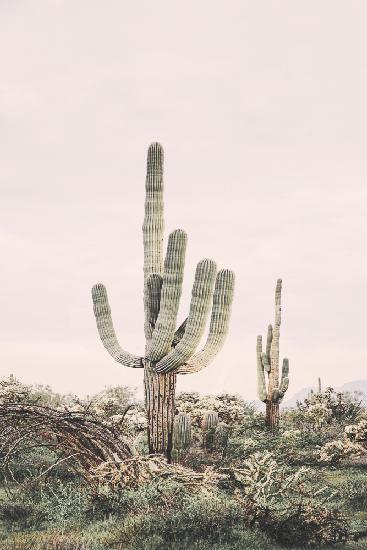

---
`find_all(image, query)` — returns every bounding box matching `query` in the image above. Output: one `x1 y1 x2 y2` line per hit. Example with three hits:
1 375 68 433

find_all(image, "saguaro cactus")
92 143 235 460
172 413 191 464
215 421 230 456
202 411 219 451
257 279 289 430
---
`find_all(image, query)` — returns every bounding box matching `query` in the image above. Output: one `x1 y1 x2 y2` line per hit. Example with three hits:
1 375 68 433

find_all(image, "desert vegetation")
0 375 366 549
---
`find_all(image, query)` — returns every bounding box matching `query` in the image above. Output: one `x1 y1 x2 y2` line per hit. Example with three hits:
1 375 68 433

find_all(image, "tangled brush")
0 403 132 486
89 454 220 492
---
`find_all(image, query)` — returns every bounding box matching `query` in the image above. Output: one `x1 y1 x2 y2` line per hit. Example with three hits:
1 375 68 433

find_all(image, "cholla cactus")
257 279 289 429
345 419 367 445
202 410 219 451
318 439 366 464
91 143 235 460
172 413 191 463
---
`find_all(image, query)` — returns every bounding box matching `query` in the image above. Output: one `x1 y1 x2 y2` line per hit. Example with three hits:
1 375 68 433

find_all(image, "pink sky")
1 1 366 400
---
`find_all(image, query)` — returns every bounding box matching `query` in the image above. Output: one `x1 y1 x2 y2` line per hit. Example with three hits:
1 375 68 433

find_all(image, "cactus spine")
202 411 219 451
172 413 191 463
257 279 289 430
92 143 235 460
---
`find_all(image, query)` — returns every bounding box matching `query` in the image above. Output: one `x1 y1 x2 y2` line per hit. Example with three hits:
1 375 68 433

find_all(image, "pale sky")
1 1 366 401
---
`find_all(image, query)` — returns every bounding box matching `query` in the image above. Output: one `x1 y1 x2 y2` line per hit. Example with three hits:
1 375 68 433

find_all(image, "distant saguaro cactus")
202 411 219 451
172 413 191 464
257 279 289 429
92 143 235 460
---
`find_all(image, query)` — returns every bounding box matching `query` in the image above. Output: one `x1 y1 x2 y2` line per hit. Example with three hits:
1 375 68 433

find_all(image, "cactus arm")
269 278 282 390
143 143 165 339
147 229 187 361
257 335 268 402
172 317 188 347
176 269 235 374
92 284 143 368
266 324 272 361
155 259 217 373
145 274 162 340
261 352 271 373
143 142 165 278
278 357 289 399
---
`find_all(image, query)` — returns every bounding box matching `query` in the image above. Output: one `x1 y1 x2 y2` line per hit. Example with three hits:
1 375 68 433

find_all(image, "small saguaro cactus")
215 421 230 456
202 411 219 451
318 377 322 394
92 143 235 461
257 279 289 430
172 413 191 464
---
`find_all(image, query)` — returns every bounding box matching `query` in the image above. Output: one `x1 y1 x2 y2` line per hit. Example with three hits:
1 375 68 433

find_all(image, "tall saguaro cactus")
92 143 235 460
257 279 289 429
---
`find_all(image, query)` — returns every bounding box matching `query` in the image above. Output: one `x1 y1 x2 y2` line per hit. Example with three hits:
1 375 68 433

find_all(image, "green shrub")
93 493 242 548
0 500 45 531
0 532 89 550
340 473 367 509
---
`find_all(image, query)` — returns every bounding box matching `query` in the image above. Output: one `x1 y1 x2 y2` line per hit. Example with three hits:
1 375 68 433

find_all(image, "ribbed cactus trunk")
144 362 176 458
257 279 289 431
266 401 280 430
91 143 235 460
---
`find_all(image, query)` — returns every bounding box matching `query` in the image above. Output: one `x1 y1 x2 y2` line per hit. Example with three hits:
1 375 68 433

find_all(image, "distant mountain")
283 379 367 409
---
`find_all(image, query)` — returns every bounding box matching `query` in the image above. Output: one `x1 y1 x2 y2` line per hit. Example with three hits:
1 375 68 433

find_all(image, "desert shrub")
0 500 45 531
227 426 321 466
0 482 90 532
0 532 89 550
340 473 367 508
37 482 90 527
175 392 256 429
273 505 348 547
304 403 333 430
220 451 347 546
90 385 146 440
0 375 32 404
296 388 364 427
274 429 323 465
78 516 275 550
318 439 366 464
345 419 367 446
89 477 193 519
95 493 243 549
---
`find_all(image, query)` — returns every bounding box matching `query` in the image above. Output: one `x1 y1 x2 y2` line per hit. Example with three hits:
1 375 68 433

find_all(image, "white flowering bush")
176 392 250 427
281 429 302 440
344 419 367 445
318 439 366 464
304 403 332 430
123 407 148 435
0 375 32 404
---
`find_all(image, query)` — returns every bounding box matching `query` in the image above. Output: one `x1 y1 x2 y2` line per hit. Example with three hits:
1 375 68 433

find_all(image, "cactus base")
143 361 176 461
266 401 280 430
